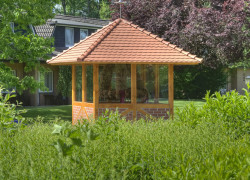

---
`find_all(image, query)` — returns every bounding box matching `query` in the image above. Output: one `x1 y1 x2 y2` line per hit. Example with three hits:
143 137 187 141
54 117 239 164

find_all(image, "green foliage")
99 0 111 20
57 66 72 97
0 0 58 93
56 0 105 18
176 84 250 138
174 65 227 99
0 91 249 178
0 86 26 134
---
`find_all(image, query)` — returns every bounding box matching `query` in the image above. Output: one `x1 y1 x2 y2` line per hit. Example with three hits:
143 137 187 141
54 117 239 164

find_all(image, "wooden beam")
168 64 174 118
93 64 99 120
72 65 76 124
82 64 87 102
72 65 76 102
154 65 159 103
131 64 137 120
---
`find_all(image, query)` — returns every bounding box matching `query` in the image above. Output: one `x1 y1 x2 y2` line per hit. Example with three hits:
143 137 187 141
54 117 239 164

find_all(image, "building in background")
3 15 110 106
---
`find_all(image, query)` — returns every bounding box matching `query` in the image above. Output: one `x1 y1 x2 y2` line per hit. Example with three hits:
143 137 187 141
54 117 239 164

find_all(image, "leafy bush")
0 86 26 132
0 88 249 179
176 84 250 138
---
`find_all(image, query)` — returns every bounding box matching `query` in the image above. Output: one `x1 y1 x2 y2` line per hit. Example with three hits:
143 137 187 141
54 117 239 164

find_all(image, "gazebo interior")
47 18 202 124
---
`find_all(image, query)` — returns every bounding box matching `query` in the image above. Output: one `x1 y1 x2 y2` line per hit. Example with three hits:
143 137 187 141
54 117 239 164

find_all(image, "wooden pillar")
93 64 99 120
131 64 137 120
72 65 76 124
168 64 174 118
82 64 87 102
154 65 159 103
72 65 76 102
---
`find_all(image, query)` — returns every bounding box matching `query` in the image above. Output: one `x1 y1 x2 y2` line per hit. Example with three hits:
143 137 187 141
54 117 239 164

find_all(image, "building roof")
47 18 202 65
53 15 110 28
34 15 110 38
34 20 55 38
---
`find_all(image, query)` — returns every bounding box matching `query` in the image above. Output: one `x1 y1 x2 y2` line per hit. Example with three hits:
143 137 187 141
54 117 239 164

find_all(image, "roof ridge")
77 19 121 62
121 19 202 62
46 21 114 63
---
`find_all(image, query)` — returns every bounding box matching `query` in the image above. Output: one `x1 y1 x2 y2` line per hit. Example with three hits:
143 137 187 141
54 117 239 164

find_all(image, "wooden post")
131 64 137 120
72 65 76 102
93 64 99 120
82 64 87 102
154 65 159 103
72 65 76 124
168 64 174 118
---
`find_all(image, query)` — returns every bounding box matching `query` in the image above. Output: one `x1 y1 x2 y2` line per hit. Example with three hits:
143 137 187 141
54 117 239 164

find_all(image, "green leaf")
52 124 62 135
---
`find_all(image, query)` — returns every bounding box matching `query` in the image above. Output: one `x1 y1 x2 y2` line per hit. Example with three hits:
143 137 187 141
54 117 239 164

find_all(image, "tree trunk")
61 0 67 15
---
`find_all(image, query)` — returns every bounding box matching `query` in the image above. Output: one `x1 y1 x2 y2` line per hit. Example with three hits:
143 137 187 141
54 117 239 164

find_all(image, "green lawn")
22 105 72 122
22 100 205 121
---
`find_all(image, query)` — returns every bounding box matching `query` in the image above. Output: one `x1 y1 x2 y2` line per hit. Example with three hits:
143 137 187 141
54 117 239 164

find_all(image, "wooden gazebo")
47 18 202 124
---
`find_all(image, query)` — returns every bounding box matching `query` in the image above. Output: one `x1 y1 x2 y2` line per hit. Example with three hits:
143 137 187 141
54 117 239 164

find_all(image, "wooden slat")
82 107 90 122
93 64 99 120
72 102 94 107
121 109 132 116
168 64 174 118
72 65 76 124
82 64 87 102
137 108 149 117
131 64 137 120
72 65 76 102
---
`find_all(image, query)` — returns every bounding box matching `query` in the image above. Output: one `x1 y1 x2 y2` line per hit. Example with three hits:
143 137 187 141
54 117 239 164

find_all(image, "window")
65 27 74 47
76 66 82 102
136 65 168 104
245 76 250 85
2 70 16 93
10 22 14 33
99 64 131 103
39 71 53 93
80 29 88 40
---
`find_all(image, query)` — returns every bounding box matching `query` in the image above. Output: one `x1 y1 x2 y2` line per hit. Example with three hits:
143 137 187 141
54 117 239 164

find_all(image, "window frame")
245 76 250 85
38 71 53 93
80 29 88 40
65 27 74 47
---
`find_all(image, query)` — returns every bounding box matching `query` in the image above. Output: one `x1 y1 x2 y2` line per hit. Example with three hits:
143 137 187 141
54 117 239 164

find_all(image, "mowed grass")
21 100 205 121
21 105 72 122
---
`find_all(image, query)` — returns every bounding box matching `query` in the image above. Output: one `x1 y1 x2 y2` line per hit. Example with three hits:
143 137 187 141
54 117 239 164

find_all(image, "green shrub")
176 84 250 138
0 86 26 132
0 89 249 179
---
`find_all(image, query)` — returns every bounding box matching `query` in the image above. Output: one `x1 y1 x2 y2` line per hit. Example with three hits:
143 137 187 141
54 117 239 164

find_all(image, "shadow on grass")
20 105 72 122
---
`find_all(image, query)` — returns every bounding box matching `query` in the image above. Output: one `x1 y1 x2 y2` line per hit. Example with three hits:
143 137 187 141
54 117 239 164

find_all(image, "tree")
0 0 58 93
55 0 103 18
99 0 112 20
111 0 249 68
111 0 250 98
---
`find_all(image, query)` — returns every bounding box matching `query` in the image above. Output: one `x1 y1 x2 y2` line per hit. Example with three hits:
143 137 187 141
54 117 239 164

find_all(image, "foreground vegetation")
21 100 205 122
0 86 249 179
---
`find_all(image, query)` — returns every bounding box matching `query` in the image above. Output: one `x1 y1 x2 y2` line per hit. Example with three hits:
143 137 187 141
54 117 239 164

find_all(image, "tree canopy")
112 0 250 68
55 0 111 19
0 0 58 93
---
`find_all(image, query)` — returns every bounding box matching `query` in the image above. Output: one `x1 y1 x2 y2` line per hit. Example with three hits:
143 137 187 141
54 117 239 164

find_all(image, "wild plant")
0 86 26 134
176 84 250 138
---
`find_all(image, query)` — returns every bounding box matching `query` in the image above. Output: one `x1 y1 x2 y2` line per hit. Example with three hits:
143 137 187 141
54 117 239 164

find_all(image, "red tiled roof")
47 19 202 65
